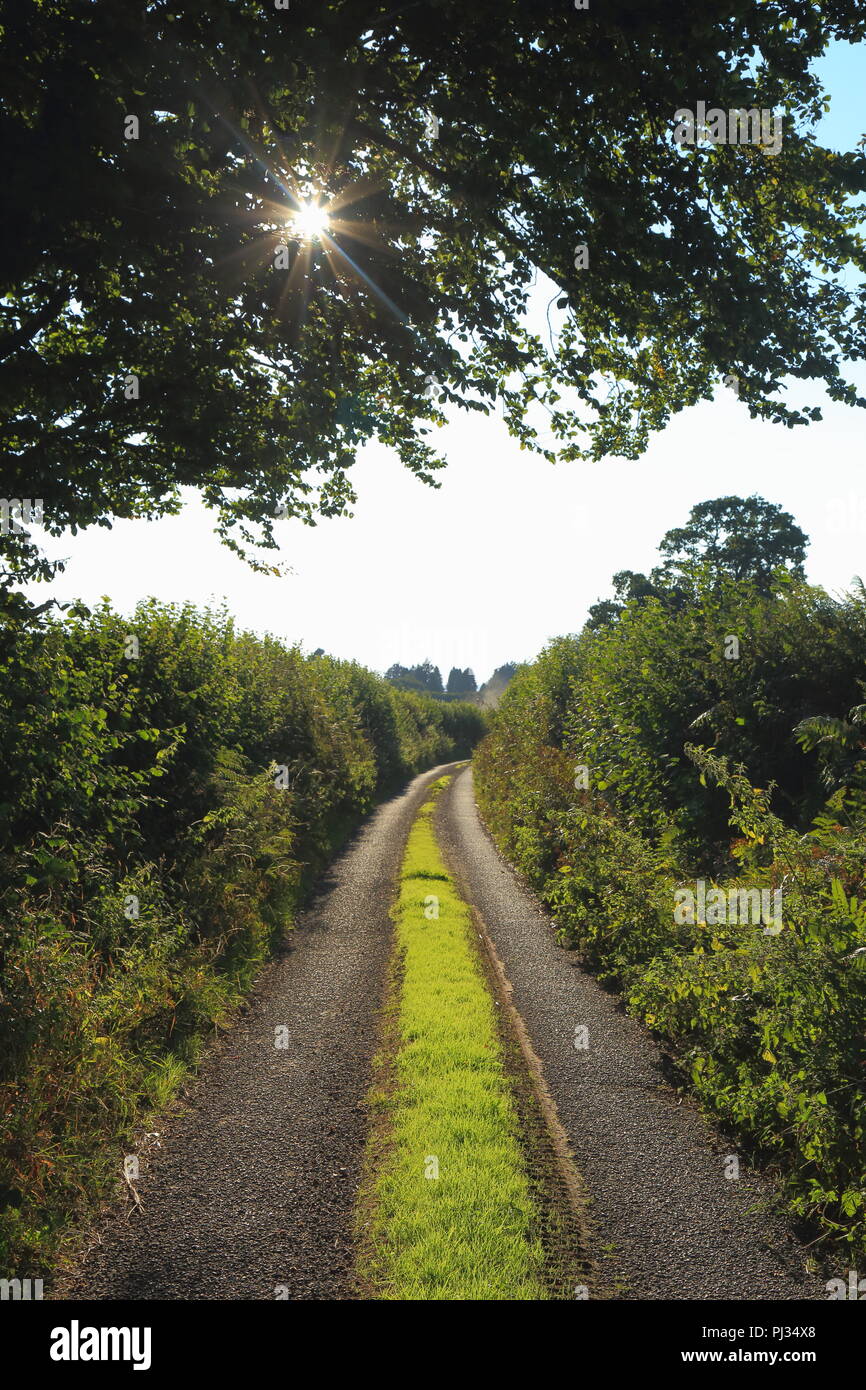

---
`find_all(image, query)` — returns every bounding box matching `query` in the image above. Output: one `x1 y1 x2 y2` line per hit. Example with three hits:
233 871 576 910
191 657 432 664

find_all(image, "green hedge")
0 600 485 1273
475 577 866 1258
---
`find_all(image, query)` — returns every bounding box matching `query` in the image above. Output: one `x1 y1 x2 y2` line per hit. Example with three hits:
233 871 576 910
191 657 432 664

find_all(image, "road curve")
55 763 460 1302
436 766 824 1301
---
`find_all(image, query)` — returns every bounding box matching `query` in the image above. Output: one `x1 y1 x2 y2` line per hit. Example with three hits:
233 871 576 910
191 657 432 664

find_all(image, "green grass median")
356 776 547 1300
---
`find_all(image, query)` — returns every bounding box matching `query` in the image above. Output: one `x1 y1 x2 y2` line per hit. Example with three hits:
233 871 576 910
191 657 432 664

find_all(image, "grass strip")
357 776 548 1300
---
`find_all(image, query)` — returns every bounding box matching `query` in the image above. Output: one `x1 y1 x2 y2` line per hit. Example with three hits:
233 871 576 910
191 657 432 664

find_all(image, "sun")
290 200 331 241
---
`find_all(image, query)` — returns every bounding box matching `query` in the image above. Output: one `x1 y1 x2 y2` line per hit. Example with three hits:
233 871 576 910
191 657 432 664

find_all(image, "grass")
356 776 548 1300
1 807 367 1279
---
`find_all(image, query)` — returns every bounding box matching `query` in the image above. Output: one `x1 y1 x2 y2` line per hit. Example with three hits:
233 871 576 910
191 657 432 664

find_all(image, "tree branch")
0 284 70 363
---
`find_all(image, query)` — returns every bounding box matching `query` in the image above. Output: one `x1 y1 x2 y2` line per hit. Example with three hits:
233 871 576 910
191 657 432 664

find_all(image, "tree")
446 667 477 695
416 660 444 695
655 496 808 592
385 663 417 691
2 3 865 590
385 660 443 694
478 662 518 708
587 570 672 630
586 495 809 627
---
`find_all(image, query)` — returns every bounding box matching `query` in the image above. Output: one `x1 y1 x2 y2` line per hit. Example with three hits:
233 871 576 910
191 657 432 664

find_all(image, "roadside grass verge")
356 776 548 1300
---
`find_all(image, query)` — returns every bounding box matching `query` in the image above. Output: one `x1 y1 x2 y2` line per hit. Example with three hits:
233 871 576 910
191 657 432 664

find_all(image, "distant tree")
385 663 420 692
586 570 670 630
586 496 809 629
479 663 518 708
655 496 808 593
416 660 444 695
385 660 443 695
446 667 477 694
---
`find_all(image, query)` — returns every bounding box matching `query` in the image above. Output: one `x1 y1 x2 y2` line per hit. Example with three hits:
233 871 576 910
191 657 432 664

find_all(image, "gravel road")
436 766 825 1301
55 763 458 1302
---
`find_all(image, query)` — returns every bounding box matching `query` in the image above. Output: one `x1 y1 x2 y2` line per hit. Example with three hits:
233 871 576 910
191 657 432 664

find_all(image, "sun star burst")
291 201 331 241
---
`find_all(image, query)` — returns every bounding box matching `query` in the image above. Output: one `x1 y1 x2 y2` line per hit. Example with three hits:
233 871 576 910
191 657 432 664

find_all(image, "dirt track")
54 759 826 1301
55 763 457 1301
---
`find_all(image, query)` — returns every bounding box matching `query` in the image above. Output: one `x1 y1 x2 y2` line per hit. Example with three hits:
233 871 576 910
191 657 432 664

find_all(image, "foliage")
588 578 860 861
446 667 477 695
0 601 485 1274
477 662 519 708
656 496 807 591
587 495 808 627
475 564 866 1256
3 5 866 587
385 659 444 695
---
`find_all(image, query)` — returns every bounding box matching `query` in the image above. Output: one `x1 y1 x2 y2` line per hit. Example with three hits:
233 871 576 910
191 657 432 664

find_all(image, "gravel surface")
437 767 825 1301
55 764 458 1302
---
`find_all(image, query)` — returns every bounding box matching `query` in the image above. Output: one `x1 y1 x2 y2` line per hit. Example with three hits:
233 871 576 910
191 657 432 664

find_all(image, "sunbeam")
290 201 331 242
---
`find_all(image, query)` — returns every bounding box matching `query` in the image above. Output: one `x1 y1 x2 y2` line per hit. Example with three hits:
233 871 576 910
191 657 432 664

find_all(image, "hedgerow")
0 600 485 1273
475 575 866 1257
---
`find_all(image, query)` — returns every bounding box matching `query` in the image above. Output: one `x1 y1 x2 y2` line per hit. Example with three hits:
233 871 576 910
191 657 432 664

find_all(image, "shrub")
0 601 485 1273
475 576 866 1254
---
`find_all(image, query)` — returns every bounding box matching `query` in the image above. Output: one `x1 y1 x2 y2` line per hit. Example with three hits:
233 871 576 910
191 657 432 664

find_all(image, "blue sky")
815 39 866 151
26 38 866 683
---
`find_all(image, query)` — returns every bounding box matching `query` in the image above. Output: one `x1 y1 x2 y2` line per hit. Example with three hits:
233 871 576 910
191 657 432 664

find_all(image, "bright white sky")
26 41 866 685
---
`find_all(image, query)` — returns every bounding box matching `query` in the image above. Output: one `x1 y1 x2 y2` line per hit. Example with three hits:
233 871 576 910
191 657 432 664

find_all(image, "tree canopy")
446 667 477 695
3 1 866 589
385 660 444 694
587 494 810 627
655 495 807 589
478 662 519 707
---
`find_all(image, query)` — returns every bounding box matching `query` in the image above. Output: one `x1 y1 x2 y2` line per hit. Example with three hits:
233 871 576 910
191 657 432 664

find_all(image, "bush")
0 600 485 1273
475 576 866 1255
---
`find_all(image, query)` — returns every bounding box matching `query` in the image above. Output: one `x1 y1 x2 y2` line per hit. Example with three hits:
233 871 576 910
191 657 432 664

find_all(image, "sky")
25 39 866 685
